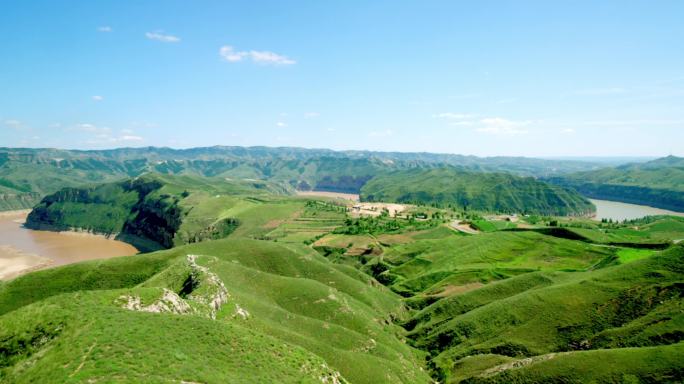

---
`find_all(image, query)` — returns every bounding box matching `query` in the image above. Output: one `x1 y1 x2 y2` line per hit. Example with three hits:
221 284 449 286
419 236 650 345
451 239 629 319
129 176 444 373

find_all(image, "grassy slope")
458 344 684 384
4 175 684 383
0 238 431 383
0 294 337 384
401 242 684 383
565 216 684 245
360 168 594 216
380 231 614 297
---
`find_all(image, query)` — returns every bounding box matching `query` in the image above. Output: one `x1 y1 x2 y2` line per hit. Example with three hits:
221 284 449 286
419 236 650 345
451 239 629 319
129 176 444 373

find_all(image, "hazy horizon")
2 0 683 157
1 143 670 160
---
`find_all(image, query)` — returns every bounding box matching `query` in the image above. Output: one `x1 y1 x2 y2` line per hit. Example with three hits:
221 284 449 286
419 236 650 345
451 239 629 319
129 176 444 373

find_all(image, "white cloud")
219 45 295 65
146 31 180 43
85 131 145 146
219 46 245 62
74 123 109 133
98 26 112 33
92 95 103 101
368 129 394 137
120 135 144 142
561 128 576 134
304 112 320 119
476 118 530 135
434 113 532 135
276 122 288 127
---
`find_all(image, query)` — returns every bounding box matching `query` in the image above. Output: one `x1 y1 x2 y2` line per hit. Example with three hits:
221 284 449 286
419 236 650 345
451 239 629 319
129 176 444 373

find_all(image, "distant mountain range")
0 146 608 211
1 146 681 213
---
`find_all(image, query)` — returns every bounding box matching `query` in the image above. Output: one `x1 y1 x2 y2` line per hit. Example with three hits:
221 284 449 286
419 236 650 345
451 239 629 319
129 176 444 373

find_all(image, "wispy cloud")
219 45 295 65
304 112 320 119
434 113 531 135
80 126 145 146
561 128 576 134
476 118 530 135
120 135 144 142
73 123 109 133
276 122 288 127
368 129 393 137
146 31 180 43
97 26 112 33
92 95 103 101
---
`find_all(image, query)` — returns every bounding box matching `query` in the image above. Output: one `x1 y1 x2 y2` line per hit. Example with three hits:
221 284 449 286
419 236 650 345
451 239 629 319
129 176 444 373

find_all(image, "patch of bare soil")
480 353 558 377
350 202 407 217
431 282 484 297
450 220 480 234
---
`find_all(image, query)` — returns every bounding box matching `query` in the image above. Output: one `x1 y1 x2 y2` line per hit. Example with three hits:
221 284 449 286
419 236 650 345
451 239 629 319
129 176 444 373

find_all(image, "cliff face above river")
23 174 275 251
25 177 180 251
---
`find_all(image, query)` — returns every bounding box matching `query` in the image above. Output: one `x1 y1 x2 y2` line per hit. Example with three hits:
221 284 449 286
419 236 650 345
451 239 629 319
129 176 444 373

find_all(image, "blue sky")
1 0 683 157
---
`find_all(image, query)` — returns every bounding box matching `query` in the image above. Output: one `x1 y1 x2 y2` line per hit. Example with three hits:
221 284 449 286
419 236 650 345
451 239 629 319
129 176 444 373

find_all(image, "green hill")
4 174 684 383
0 238 431 383
545 155 684 212
360 168 594 216
406 245 684 383
0 147 607 211
25 174 292 251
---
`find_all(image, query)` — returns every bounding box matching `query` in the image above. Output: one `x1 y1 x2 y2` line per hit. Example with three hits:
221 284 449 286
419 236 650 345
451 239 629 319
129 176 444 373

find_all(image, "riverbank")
0 209 32 219
0 211 139 280
295 190 360 201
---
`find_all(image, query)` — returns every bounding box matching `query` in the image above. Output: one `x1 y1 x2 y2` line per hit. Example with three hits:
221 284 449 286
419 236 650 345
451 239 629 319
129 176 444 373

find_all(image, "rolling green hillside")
4 174 684 383
407 245 684 383
545 155 684 212
0 238 431 383
360 168 595 216
0 147 606 211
